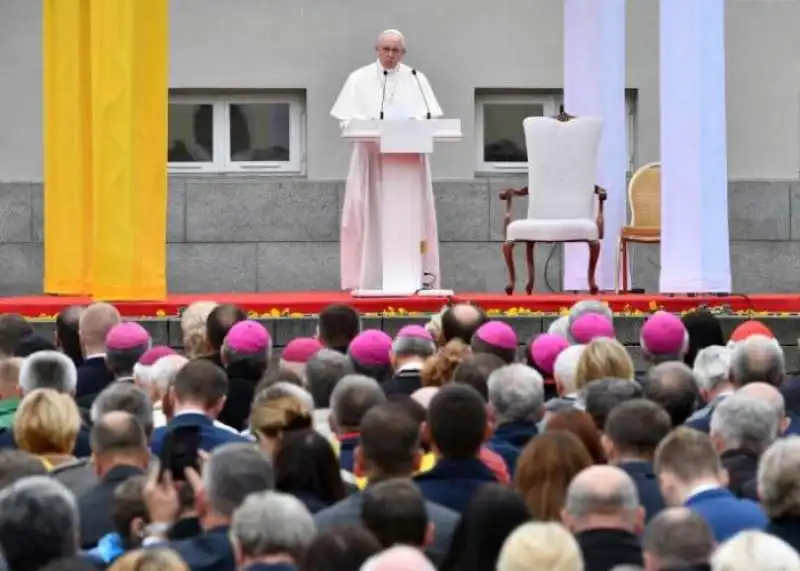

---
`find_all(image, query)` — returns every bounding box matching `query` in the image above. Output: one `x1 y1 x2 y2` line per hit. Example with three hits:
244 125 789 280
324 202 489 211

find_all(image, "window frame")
475 91 637 175
167 92 306 175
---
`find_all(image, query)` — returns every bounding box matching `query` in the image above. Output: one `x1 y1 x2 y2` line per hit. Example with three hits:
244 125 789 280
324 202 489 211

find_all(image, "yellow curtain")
42 0 92 295
43 0 168 300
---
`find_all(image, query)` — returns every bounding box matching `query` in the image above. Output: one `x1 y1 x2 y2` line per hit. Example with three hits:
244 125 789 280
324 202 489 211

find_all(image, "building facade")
1 0 798 295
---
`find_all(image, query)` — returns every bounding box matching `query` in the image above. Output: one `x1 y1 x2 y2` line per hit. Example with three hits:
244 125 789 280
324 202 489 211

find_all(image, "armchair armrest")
498 187 528 239
594 185 607 240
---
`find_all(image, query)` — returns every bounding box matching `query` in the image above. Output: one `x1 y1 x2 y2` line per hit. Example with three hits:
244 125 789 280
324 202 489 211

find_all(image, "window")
475 90 637 174
168 92 305 174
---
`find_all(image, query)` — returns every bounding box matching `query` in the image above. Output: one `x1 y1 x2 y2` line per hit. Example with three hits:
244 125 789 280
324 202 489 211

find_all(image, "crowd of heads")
0 299 797 571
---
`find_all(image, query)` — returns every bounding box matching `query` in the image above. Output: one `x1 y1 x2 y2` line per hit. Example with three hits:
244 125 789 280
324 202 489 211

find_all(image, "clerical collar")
376 60 399 75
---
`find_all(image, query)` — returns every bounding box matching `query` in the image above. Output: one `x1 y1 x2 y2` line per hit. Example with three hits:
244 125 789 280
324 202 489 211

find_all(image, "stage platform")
0 291 797 318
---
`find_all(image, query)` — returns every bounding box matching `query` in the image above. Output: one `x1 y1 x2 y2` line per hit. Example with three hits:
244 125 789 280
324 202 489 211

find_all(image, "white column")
562 0 627 291
659 0 731 292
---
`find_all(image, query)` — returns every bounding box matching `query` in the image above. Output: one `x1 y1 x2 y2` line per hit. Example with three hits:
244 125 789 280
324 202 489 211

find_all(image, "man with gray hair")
306 349 352 438
686 345 734 433
383 325 436 398
710 394 778 499
143 442 275 569
542 344 585 424
0 476 80 571
642 507 715 571
756 437 800 551
53 383 155 497
561 465 644 569
730 334 785 388
583 377 643 432
330 374 387 473
487 364 544 474
0 350 92 456
149 354 188 427
230 490 315 569
642 361 699 426
566 300 613 344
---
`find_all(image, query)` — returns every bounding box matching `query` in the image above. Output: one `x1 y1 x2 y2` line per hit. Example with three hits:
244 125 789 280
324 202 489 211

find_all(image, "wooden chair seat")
620 226 660 241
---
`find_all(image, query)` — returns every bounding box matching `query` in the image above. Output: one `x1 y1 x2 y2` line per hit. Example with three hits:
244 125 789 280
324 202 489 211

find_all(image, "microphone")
411 69 432 120
379 70 388 120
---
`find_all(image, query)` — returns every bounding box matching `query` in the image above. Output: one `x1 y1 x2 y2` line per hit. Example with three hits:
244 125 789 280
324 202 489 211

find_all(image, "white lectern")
341 119 462 297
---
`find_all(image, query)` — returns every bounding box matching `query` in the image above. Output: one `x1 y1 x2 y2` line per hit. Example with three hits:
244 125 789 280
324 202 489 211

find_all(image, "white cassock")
331 60 443 291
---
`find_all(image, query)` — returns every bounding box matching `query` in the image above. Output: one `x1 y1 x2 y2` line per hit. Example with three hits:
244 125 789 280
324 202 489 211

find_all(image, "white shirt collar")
686 483 721 501
397 362 423 373
85 353 105 361
173 408 236 433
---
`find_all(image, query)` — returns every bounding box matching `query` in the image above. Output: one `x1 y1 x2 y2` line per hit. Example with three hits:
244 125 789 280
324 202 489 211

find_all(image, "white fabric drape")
562 0 627 291
659 0 731 292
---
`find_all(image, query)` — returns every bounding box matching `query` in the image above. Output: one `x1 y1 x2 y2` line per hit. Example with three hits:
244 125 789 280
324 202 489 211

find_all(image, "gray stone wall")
0 178 798 295
26 314 800 374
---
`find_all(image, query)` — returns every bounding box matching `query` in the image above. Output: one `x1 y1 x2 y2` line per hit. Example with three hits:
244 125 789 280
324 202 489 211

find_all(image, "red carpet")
0 292 795 318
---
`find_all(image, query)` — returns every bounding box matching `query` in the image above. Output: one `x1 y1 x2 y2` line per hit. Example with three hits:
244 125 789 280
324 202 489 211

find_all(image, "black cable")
543 244 558 292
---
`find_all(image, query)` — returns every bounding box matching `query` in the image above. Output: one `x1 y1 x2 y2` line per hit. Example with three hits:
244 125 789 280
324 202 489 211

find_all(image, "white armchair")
498 113 606 295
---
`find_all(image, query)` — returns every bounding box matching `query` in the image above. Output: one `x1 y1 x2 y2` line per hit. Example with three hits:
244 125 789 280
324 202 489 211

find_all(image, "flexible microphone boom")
411 69 432 119
379 70 388 120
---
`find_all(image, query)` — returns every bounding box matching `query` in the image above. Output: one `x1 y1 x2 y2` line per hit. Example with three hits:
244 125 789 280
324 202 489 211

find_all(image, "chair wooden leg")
621 239 629 291
587 240 601 294
502 240 516 295
614 236 622 293
524 242 535 295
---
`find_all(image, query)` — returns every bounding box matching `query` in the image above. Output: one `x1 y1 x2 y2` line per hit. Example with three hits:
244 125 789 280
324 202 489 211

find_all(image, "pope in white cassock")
331 29 443 292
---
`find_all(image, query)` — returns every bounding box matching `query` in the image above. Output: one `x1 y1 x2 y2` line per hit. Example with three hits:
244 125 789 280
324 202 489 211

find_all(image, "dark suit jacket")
488 421 538 475
414 457 497 515
619 460 665 522
766 518 800 553
75 357 115 409
337 434 359 473
150 412 249 456
575 528 643 571
169 526 235 571
314 489 458 564
685 487 767 542
78 464 145 548
218 362 261 431
381 368 423 398
721 448 760 498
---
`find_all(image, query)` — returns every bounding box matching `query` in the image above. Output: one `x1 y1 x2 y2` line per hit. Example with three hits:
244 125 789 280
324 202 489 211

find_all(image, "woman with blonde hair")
14 388 81 470
497 522 584 571
109 548 188 571
249 391 313 456
421 339 471 387
574 337 635 391
180 300 218 358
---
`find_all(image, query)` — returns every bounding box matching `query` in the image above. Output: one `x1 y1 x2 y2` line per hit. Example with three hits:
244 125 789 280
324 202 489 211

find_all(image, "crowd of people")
0 299 798 571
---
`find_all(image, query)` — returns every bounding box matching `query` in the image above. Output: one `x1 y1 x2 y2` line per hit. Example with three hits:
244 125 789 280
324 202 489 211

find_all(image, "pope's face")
376 36 405 69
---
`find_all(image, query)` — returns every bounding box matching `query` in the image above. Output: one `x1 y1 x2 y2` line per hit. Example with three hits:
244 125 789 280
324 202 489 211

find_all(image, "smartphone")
159 425 201 481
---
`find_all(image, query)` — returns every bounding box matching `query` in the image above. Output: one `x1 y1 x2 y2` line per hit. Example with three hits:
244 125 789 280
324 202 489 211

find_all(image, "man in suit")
561 465 645 571
414 385 497 515
78 411 150 548
314 402 458 564
642 508 715 571
0 313 33 359
603 399 671 522
55 305 86 369
75 303 121 407
642 362 699 427
486 364 543 475
201 304 247 369
143 443 275 571
329 374 387 472
317 303 361 355
0 350 93 457
150 359 249 456
382 326 435 398
654 427 767 541
709 393 778 499
685 345 733 433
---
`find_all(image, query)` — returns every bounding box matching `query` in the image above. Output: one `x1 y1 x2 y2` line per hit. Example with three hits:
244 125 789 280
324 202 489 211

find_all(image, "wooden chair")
615 162 661 292
498 112 606 295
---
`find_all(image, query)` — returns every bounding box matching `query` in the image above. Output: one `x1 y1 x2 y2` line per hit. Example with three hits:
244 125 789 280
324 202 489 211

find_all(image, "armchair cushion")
507 218 598 242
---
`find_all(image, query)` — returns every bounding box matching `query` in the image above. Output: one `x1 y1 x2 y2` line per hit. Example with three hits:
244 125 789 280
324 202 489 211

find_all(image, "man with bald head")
441 303 488 345
642 361 699 426
331 30 445 292
76 303 121 402
562 465 645 571
642 507 715 571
